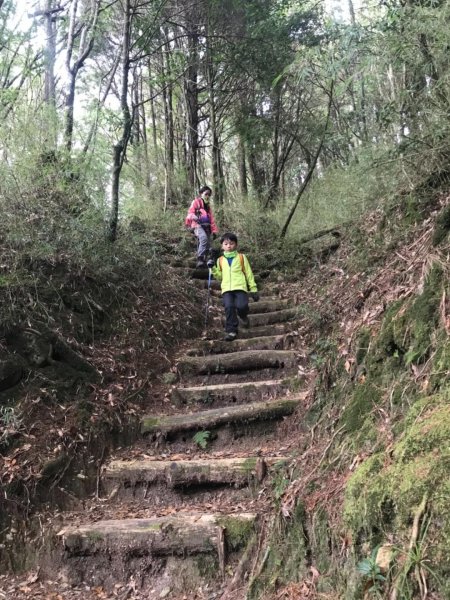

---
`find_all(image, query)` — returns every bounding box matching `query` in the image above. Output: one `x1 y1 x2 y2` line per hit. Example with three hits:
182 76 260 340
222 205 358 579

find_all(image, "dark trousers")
222 291 249 333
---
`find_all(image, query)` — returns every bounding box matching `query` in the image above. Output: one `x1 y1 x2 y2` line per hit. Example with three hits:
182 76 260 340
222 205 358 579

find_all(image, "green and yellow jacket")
211 251 257 294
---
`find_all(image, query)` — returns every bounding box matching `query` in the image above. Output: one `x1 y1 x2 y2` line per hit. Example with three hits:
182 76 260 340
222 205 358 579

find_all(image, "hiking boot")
196 259 206 268
239 315 250 328
224 332 237 342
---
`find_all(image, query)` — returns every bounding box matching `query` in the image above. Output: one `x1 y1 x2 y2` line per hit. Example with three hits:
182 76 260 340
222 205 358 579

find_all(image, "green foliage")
271 467 290 502
192 430 211 449
390 520 443 600
0 152 164 289
0 406 22 443
357 546 386 597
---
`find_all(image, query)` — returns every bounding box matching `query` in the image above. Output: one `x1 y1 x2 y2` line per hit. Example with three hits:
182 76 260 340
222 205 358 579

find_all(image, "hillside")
1 178 449 599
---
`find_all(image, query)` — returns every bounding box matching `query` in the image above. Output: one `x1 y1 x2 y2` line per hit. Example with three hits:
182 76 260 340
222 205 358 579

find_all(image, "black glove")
207 259 215 268
212 233 217 240
251 292 260 302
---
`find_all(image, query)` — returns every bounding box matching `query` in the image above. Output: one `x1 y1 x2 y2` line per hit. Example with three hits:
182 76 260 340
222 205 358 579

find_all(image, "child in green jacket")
207 232 259 341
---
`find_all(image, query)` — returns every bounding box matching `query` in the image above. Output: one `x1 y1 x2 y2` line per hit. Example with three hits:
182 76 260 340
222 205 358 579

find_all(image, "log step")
172 266 210 280
212 298 292 314
103 456 288 488
186 334 295 356
141 395 301 435
249 299 291 313
171 379 288 406
248 308 299 327
238 323 298 339
191 279 223 291
177 349 297 376
59 512 257 558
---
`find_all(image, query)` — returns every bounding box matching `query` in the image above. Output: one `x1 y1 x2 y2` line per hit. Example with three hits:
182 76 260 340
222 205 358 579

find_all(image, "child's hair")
199 185 212 195
220 232 238 244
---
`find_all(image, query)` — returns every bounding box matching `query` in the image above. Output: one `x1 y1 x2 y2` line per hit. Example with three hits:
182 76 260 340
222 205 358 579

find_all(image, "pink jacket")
185 197 218 233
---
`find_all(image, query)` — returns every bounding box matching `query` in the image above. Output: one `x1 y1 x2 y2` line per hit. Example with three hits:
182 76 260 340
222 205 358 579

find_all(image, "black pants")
222 291 249 333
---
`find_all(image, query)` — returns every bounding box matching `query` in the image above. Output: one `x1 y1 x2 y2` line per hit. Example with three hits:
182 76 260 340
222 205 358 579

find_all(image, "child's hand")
251 292 260 302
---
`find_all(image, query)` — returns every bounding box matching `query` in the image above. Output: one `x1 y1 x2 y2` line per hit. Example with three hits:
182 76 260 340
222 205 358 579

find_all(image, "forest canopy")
1 0 449 243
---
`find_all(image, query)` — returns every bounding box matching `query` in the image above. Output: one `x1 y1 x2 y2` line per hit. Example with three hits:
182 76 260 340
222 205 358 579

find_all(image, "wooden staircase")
55 265 306 599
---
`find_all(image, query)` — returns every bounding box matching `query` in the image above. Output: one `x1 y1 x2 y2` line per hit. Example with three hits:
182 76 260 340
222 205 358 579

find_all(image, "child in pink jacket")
185 185 219 268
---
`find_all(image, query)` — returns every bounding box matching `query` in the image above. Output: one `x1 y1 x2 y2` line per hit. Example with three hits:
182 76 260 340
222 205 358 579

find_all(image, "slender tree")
109 0 132 242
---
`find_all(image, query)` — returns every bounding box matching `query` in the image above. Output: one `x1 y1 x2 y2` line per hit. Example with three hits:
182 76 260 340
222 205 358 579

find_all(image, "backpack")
186 198 210 231
219 253 247 280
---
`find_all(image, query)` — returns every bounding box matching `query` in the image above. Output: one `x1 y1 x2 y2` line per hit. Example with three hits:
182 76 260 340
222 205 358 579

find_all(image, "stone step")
103 456 288 490
60 513 256 557
176 349 297 376
171 379 289 406
186 334 295 356
141 395 301 436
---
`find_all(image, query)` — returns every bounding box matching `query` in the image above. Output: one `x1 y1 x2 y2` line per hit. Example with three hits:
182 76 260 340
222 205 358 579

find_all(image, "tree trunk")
64 0 100 153
44 0 56 107
109 0 132 242
281 81 334 239
183 14 199 190
82 50 121 155
161 29 174 203
238 135 248 197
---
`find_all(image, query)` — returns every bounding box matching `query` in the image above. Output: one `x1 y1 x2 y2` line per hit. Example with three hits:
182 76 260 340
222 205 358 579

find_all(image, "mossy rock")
371 299 405 363
432 203 450 246
370 264 444 369
430 335 450 390
247 503 308 599
343 393 450 597
309 507 332 576
217 515 255 552
39 453 71 481
399 264 443 365
340 381 382 434
355 328 372 365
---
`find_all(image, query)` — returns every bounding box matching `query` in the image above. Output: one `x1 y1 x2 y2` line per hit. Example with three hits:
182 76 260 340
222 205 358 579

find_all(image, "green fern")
193 430 211 449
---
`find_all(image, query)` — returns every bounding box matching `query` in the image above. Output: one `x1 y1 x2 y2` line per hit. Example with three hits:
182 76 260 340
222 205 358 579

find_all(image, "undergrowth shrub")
0 154 163 285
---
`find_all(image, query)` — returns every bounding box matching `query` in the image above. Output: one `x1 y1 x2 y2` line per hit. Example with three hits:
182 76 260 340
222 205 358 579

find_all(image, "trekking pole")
204 267 212 329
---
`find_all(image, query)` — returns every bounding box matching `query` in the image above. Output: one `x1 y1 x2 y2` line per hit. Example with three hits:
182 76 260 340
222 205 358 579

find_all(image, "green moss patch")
343 393 450 596
340 381 382 434
217 516 255 552
432 203 450 246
